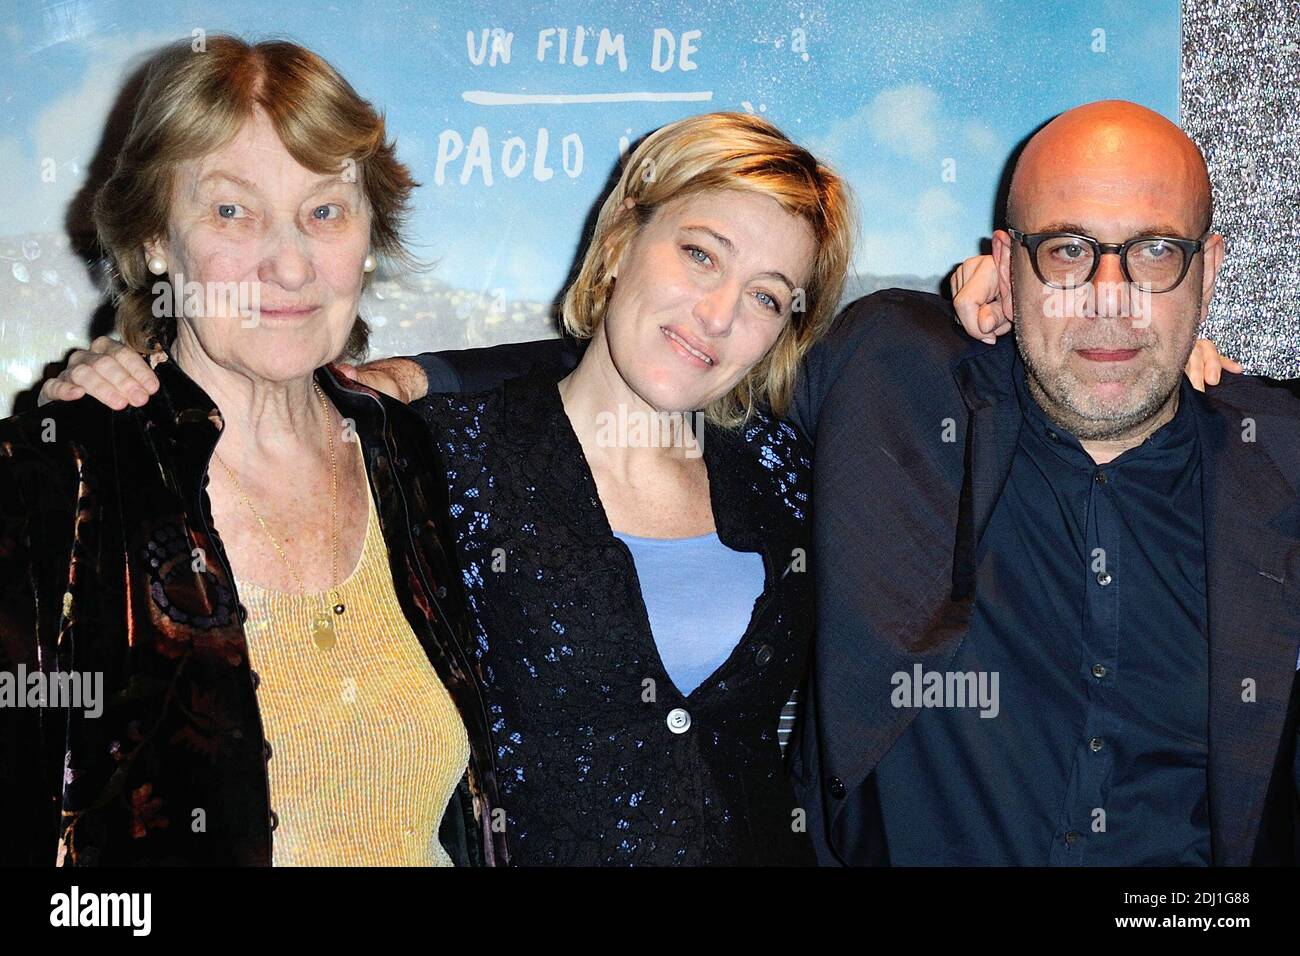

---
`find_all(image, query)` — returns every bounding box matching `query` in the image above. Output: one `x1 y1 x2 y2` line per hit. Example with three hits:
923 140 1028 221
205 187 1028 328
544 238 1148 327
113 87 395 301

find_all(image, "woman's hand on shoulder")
1184 338 1243 391
38 337 162 409
334 357 429 404
950 254 1011 345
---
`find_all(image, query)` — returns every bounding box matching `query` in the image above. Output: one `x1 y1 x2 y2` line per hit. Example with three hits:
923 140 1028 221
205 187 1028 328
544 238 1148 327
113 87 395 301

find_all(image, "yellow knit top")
239 460 471 867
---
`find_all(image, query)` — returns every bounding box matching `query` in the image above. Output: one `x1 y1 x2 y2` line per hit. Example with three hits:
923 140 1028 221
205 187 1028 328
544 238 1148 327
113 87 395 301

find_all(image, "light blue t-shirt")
613 530 766 696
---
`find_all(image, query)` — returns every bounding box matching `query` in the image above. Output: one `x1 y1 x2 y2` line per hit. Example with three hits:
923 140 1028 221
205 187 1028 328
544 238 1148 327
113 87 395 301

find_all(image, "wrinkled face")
601 188 817 414
150 107 370 383
1003 145 1217 440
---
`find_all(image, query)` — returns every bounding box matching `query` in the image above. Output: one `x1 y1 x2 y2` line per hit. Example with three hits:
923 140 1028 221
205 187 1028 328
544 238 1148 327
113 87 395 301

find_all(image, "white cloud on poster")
811 83 944 165
808 84 987 278
961 119 1002 158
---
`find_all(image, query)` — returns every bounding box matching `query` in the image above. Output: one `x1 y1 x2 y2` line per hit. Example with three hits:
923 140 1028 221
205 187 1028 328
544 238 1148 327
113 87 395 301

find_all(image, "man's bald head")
996 99 1226 453
1006 100 1213 235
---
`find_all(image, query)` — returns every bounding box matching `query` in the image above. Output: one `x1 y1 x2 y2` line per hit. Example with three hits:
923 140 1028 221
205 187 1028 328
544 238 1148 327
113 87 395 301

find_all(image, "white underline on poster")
461 91 715 105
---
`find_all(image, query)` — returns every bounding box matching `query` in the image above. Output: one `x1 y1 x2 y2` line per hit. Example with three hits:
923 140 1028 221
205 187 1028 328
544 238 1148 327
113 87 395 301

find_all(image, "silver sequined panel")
1182 0 1300 377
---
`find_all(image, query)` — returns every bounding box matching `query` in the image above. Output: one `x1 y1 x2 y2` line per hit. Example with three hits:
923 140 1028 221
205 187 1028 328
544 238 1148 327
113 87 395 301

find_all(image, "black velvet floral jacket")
0 361 507 866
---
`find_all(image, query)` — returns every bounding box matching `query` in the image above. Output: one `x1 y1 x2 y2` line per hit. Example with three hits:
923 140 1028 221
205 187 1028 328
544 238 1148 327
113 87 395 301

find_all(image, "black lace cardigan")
415 372 816 865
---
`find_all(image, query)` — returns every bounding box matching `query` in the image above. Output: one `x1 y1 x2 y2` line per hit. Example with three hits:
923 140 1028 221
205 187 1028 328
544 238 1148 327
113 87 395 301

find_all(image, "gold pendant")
311 612 336 650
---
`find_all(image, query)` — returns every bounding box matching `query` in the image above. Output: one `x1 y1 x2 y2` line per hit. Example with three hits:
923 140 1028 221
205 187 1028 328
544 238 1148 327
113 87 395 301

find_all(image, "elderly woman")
0 36 505 866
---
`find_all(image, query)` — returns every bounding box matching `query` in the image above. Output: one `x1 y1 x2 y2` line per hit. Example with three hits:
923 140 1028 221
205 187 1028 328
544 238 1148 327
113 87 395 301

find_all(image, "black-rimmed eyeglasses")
1007 228 1209 293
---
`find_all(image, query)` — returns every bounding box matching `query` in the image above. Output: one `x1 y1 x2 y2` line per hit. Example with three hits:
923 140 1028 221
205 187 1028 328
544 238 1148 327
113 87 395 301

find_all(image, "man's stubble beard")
1010 287 1198 443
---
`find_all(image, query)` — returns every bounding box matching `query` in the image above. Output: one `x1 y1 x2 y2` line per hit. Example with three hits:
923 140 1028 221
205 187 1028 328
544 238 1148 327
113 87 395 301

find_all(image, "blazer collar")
950 337 1023 597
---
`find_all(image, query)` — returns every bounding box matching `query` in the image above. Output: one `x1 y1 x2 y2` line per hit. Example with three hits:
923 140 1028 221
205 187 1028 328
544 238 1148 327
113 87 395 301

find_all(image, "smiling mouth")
661 326 716 367
259 306 319 316
1076 348 1141 362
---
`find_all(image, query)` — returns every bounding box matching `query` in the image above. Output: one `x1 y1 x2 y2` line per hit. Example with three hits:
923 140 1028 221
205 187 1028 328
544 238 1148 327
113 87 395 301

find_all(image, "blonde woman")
391 114 850 865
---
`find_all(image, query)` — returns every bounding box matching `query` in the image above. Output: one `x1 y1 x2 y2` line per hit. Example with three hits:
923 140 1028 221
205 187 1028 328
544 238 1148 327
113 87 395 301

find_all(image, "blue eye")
216 203 245 220
755 291 782 313
312 204 342 221
683 245 712 265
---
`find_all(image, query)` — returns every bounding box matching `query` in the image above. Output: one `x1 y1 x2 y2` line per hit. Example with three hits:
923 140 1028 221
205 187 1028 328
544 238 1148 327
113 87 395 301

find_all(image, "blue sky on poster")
0 0 1179 301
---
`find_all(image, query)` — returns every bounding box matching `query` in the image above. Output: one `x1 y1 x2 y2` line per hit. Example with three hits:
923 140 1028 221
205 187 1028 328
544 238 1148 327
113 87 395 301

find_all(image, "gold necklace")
214 380 345 650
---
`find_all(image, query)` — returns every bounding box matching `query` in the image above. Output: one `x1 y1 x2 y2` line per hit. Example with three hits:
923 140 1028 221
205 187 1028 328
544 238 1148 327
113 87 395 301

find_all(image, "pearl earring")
363 254 377 273
147 255 168 276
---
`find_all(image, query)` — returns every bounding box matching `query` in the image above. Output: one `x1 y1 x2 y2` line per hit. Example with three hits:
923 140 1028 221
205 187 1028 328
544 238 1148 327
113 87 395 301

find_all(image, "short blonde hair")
93 35 418 359
561 112 855 426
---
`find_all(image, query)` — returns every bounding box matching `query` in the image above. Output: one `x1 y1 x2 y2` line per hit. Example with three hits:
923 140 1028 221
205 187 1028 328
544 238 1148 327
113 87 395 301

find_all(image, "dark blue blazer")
412 289 1300 867
787 289 1300 866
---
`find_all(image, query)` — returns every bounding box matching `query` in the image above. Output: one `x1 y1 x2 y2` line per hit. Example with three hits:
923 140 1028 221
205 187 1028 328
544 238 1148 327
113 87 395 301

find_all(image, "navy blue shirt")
873 352 1212 865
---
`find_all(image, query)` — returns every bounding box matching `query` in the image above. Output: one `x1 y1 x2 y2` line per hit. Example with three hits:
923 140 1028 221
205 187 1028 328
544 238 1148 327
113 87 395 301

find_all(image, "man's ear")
991 230 1015 323
1199 232 1225 323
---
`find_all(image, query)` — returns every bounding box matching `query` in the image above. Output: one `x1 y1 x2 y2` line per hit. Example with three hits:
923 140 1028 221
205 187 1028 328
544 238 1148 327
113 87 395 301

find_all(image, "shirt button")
263 740 273 761
1089 736 1104 753
1046 429 1060 443
435 585 448 599
269 810 279 832
1094 471 1108 485
1096 570 1112 586
250 669 261 689
666 708 691 734
396 456 409 470
1091 663 1107 679
755 644 774 667
1064 831 1079 846
828 776 846 799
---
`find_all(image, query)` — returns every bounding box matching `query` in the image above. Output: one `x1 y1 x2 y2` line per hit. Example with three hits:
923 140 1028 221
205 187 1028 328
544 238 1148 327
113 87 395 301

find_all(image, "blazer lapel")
824 341 1023 795
1195 392 1300 864
953 368 1024 602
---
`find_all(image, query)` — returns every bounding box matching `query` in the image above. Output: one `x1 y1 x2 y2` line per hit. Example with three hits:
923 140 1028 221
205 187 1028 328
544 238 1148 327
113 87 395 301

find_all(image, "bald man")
789 100 1300 866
